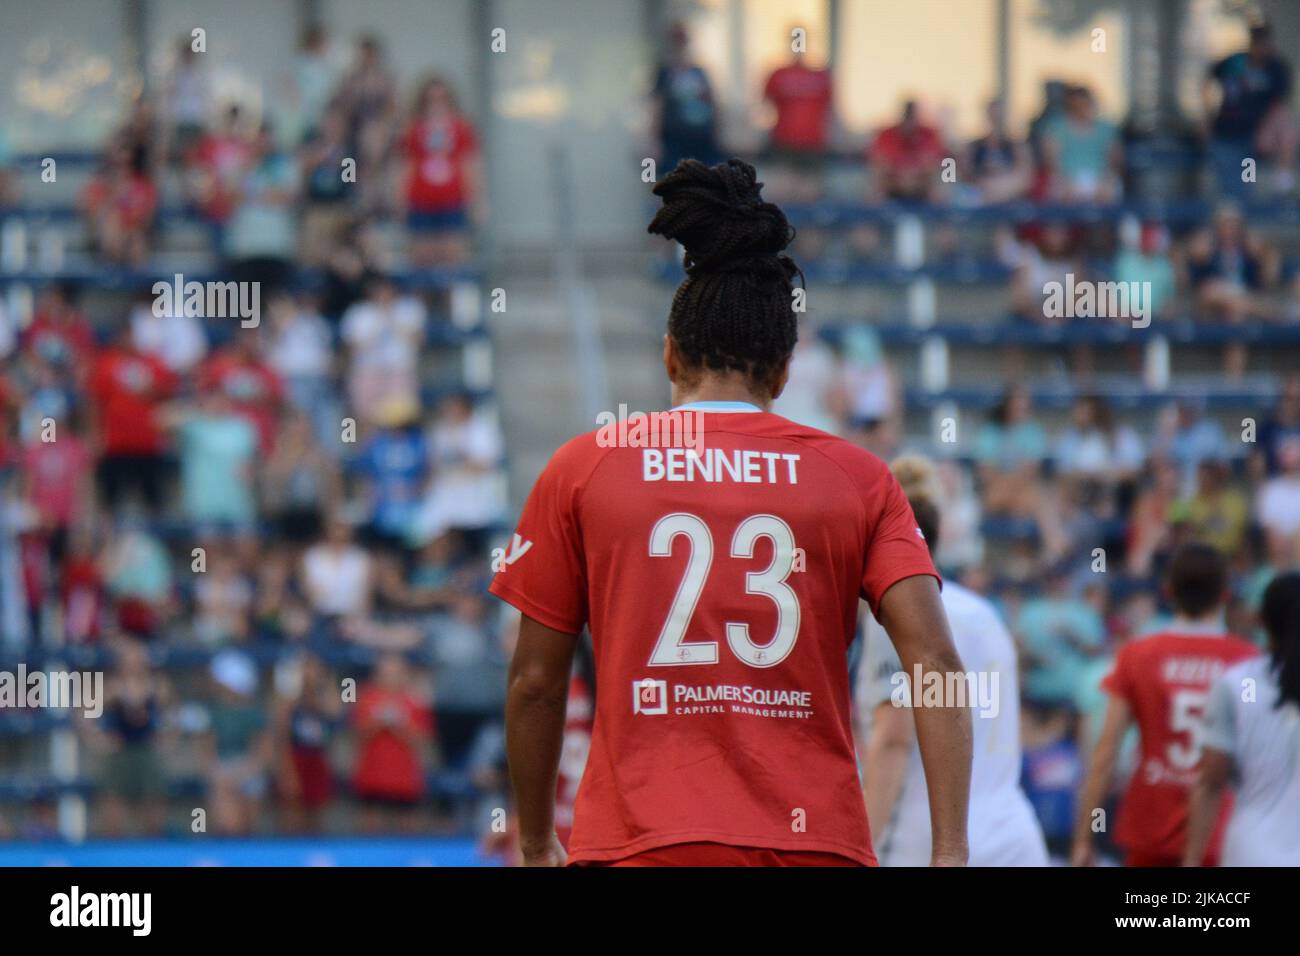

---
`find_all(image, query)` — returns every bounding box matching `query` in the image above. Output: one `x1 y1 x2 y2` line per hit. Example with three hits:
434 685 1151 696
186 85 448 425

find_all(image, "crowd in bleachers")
656 21 1300 857
0 27 507 840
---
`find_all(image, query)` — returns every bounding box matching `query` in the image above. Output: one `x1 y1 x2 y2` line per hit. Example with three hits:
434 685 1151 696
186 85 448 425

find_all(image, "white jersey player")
1185 571 1300 867
857 457 1048 866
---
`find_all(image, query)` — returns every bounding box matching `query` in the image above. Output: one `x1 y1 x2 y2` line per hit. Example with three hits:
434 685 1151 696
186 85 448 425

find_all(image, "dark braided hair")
1260 571 1300 709
648 158 801 395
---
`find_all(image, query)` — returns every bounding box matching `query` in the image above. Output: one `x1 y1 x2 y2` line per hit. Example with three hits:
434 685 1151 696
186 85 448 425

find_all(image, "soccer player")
859 456 1048 866
494 159 971 867
1183 571 1300 866
1071 543 1259 867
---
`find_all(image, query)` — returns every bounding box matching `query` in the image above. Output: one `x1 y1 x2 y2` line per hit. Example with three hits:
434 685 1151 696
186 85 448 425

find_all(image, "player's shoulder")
542 428 616 480
757 412 893 482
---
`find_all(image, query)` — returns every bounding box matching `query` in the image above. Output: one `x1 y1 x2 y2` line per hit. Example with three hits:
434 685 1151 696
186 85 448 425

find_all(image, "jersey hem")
565 830 875 866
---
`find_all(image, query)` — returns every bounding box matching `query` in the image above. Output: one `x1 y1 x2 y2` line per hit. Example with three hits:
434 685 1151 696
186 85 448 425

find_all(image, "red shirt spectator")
87 347 176 456
403 114 478 212
23 433 92 528
353 676 432 802
23 299 95 372
870 101 947 201
188 117 252 222
199 349 285 453
764 59 833 152
81 169 158 232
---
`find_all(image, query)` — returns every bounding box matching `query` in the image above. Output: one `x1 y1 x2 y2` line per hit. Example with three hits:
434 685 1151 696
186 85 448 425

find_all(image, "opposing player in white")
1184 571 1300 867
857 456 1048 866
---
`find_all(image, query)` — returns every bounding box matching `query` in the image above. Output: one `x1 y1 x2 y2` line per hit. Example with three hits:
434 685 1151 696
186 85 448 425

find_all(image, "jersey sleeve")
1201 671 1238 755
859 469 940 615
1100 644 1136 703
488 440 591 635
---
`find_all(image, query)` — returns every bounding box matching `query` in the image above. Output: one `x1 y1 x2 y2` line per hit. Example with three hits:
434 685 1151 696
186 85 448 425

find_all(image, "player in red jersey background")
494 159 971 867
1071 542 1259 867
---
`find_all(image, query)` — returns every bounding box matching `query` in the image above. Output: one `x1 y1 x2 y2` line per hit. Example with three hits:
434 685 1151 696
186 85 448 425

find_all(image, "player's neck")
672 382 770 411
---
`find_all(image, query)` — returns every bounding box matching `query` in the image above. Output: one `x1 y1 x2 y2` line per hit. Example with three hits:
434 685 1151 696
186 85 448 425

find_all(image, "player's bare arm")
861 699 914 842
506 613 579 867
876 574 972 866
1071 695 1132 866
1182 747 1232 866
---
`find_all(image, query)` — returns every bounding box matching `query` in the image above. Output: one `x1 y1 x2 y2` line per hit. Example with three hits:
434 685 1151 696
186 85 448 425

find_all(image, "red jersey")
87 349 176 456
490 407 938 865
404 115 478 211
1103 628 1259 862
555 669 594 850
763 63 833 151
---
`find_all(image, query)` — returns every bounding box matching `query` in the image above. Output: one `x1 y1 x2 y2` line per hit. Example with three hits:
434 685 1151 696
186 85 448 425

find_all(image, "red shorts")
577 842 867 867
1125 848 1220 868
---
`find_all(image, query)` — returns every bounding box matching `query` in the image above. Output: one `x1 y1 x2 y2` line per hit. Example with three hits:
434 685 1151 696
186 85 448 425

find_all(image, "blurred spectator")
1256 436 1300 565
352 652 433 832
1040 85 1121 203
354 409 429 554
1113 221 1176 321
261 409 339 546
87 324 178 515
830 325 899 437
1205 23 1296 197
870 100 946 202
340 274 425 427
22 284 93 374
224 122 300 293
1053 395 1144 486
19 404 92 564
186 104 252 223
102 523 173 639
412 394 505 545
1176 459 1249 558
762 46 833 202
400 76 482 266
198 331 285 455
337 36 398 218
80 144 157 267
202 650 270 835
298 104 353 267
1125 458 1181 577
130 287 209 375
300 514 373 620
273 652 341 833
192 546 255 646
162 38 213 161
1187 202 1279 325
1255 374 1300 477
167 388 258 530
771 325 838 433
1009 223 1082 323
651 22 721 173
973 386 1047 516
85 641 172 836
1153 399 1229 492
282 24 339 144
966 97 1030 203
1016 568 1107 707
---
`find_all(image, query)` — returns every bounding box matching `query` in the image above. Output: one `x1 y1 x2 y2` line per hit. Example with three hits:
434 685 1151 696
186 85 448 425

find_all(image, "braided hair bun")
648 159 801 390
